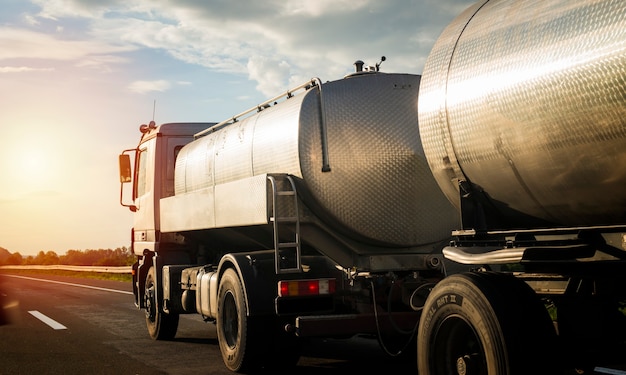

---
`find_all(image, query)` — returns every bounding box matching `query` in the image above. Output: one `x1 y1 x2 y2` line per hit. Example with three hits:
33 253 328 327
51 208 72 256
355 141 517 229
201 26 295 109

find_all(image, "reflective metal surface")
419 0 626 228
175 73 459 246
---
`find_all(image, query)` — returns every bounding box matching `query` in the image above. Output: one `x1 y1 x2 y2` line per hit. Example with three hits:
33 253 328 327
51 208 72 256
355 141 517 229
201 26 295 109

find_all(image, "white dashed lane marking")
28 310 67 330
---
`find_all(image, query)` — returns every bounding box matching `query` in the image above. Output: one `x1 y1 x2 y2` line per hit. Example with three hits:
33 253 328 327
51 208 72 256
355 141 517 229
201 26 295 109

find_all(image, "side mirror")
119 152 137 212
119 154 132 183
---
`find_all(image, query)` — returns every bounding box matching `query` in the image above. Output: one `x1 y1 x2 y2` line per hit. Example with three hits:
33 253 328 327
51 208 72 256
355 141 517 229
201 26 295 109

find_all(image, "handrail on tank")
194 78 322 139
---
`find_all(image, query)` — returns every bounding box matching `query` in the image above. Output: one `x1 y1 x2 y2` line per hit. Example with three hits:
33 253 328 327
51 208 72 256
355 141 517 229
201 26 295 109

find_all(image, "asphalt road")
0 272 415 375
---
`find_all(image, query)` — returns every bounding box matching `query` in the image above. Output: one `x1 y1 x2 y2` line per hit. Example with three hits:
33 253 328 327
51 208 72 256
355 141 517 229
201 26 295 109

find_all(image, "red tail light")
278 279 336 297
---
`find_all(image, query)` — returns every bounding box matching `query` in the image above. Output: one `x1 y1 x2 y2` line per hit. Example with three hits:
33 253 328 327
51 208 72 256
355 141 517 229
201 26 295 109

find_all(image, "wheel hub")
145 287 156 321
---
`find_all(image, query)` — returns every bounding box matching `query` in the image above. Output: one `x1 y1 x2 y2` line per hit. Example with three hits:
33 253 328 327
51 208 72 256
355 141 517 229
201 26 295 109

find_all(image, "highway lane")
1 273 171 374
4 272 625 375
0 272 415 375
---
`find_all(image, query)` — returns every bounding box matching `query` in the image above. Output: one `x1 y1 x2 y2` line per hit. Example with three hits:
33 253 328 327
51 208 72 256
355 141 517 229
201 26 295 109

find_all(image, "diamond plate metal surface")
300 73 459 246
419 0 626 228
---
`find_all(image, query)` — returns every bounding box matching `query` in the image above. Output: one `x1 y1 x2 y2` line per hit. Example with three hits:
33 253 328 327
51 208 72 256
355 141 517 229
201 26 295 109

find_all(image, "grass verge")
0 268 132 283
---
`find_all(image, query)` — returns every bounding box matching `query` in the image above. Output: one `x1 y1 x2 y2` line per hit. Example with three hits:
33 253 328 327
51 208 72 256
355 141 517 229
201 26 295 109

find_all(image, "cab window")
136 148 148 198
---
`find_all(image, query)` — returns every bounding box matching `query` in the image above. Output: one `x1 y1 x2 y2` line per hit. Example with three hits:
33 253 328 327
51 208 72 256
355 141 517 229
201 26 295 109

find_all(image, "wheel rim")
432 315 486 375
145 281 156 322
222 291 239 349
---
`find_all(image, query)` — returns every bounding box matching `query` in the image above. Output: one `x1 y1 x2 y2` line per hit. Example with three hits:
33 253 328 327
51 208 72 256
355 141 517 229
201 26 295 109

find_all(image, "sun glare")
0 121 77 201
24 154 45 172
6 144 61 196
16 153 48 188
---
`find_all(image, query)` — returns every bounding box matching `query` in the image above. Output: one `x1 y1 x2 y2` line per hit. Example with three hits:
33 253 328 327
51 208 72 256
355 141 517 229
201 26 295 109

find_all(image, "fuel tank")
174 73 459 247
418 0 626 229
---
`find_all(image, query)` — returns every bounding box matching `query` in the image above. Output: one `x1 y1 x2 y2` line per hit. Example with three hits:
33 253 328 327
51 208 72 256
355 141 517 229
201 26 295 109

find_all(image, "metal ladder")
268 174 302 274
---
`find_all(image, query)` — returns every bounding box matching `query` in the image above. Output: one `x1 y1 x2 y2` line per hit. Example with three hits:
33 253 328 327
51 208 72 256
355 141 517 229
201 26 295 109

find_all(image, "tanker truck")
118 0 626 373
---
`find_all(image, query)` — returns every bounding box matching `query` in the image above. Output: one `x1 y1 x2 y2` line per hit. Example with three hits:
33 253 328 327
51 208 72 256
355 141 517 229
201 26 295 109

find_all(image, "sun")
0 129 68 198
13 151 54 192
24 155 44 171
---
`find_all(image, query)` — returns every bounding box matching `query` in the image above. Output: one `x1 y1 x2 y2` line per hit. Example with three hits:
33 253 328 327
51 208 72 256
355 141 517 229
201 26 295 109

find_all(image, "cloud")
128 1 474 91
128 79 171 93
31 0 130 20
75 55 130 73
0 66 54 73
0 27 133 61
16 0 475 95
247 56 291 96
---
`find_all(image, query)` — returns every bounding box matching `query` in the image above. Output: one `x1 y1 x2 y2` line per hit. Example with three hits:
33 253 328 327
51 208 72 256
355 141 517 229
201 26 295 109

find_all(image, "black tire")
144 266 179 340
417 272 558 375
217 268 259 372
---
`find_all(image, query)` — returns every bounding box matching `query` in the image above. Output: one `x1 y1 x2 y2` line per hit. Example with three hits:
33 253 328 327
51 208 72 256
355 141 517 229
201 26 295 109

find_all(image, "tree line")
0 247 135 267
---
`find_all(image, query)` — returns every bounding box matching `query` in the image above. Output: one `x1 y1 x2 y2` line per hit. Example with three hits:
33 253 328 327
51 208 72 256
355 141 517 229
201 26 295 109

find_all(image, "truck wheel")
417 272 557 375
217 268 259 372
144 266 179 340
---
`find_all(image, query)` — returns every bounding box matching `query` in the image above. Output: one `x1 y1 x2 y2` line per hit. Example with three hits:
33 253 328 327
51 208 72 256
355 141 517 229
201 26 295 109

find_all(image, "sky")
0 0 474 256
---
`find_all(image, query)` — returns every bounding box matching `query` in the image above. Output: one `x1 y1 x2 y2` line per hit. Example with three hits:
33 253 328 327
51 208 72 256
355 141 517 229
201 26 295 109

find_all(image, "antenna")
375 56 386 72
152 99 156 121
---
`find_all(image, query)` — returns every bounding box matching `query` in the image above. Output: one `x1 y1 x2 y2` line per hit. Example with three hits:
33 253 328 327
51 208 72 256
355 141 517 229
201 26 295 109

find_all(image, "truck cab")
119 122 214 306
120 122 214 254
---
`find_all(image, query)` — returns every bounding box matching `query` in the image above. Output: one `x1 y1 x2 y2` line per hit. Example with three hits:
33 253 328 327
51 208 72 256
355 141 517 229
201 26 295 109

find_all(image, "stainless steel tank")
418 0 626 229
175 72 459 247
